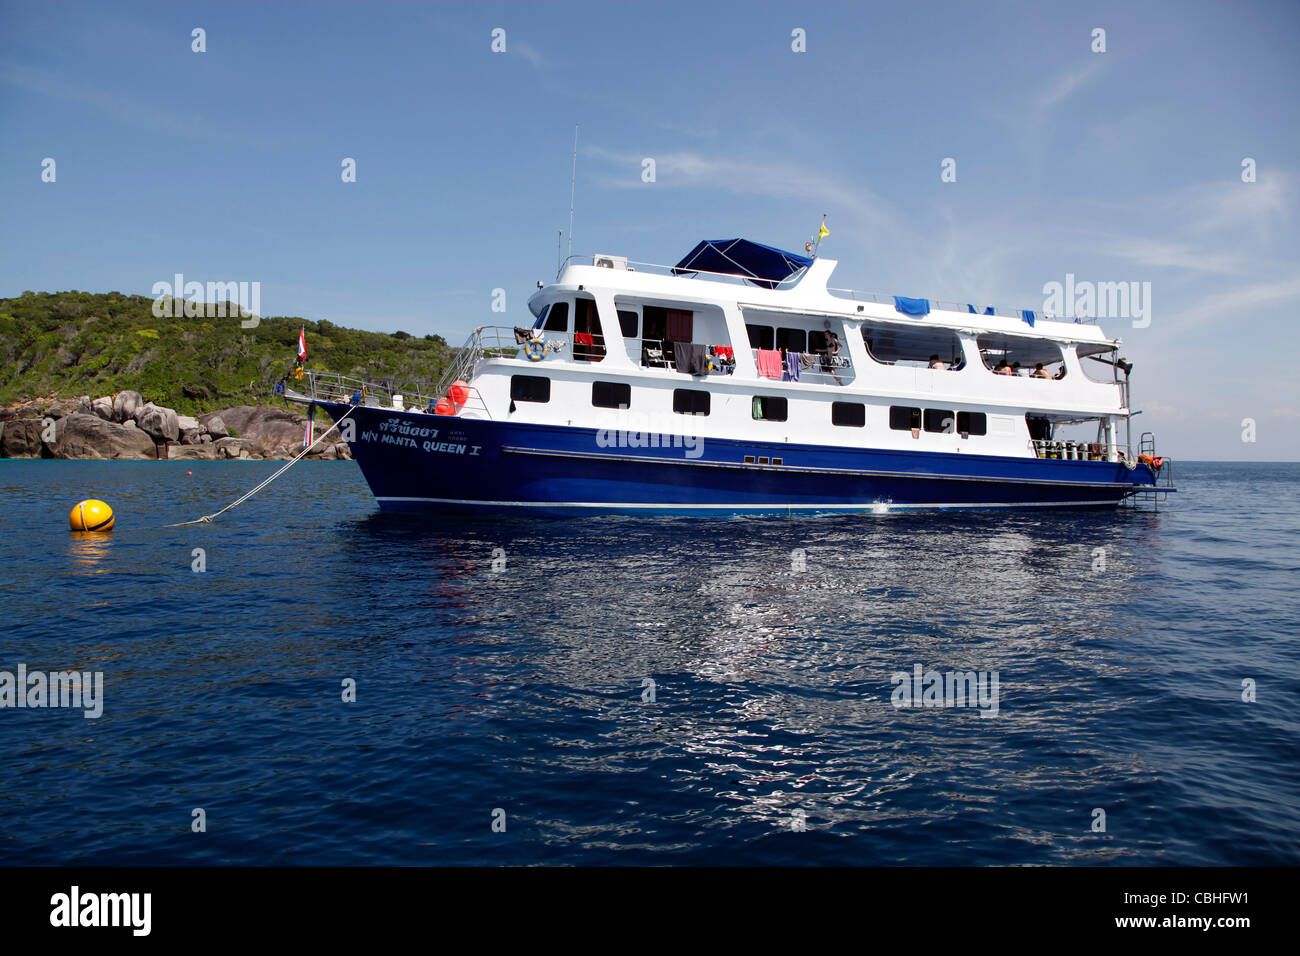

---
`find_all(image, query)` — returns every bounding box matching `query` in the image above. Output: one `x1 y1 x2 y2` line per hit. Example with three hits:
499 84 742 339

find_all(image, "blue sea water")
0 460 1296 866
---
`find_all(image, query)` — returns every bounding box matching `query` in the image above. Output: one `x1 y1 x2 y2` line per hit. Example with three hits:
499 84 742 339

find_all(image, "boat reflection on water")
336 508 1167 860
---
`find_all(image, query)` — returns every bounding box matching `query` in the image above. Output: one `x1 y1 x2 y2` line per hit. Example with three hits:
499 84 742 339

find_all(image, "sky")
1 0 1297 460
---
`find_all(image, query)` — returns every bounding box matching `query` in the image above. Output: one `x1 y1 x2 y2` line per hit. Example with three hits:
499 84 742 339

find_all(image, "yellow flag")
818 221 830 240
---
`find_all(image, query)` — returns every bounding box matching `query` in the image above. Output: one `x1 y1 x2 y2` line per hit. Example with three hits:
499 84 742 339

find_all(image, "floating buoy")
186 471 193 476
70 499 114 532
449 380 470 405
433 398 455 415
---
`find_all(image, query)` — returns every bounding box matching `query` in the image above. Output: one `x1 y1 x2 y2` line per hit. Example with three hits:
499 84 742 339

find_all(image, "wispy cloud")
1036 61 1104 110
512 41 546 71
1164 275 1300 330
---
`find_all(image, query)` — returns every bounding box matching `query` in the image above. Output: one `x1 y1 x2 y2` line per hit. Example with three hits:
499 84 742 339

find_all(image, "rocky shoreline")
0 391 352 461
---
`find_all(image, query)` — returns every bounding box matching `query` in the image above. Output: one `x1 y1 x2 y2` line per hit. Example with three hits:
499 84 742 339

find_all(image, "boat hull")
319 402 1158 515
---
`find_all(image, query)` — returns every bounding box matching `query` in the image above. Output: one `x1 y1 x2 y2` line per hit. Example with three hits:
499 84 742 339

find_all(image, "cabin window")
924 409 955 433
957 411 987 436
673 388 710 415
543 301 568 332
643 305 693 343
618 309 638 339
592 381 630 409
889 406 922 430
746 324 775 350
863 323 964 368
776 328 806 353
573 296 605 362
978 332 1064 377
510 375 550 403
832 401 865 427
752 396 788 422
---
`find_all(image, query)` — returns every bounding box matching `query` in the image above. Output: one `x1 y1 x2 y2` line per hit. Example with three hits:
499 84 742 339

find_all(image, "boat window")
592 381 630 409
643 306 693 344
978 332 1064 377
745 323 775 350
924 409 955 433
776 328 806 353
832 401 865 427
543 301 568 332
957 411 987 436
510 375 550 403
672 388 710 415
752 396 788 422
1078 343 1119 383
573 296 606 362
618 309 638 339
889 406 922 431
863 323 963 368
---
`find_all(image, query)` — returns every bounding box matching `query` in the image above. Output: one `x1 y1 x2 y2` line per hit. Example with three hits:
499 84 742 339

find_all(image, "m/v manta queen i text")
288 237 1174 514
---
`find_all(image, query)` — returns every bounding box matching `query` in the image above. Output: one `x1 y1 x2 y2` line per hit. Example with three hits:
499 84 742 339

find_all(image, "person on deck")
928 355 946 370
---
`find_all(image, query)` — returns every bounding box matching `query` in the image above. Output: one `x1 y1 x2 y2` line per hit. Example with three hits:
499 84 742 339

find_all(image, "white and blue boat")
290 238 1174 514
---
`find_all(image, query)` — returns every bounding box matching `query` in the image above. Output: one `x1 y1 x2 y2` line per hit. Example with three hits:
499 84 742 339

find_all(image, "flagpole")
812 213 828 257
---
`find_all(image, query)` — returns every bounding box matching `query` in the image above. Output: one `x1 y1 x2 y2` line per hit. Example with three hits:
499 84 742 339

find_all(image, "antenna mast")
567 124 579 261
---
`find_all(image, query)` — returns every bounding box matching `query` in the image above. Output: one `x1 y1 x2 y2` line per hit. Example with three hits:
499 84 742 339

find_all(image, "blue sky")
2 0 1297 459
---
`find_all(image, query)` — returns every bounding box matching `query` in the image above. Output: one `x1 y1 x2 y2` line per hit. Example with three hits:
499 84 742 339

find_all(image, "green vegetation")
0 291 454 415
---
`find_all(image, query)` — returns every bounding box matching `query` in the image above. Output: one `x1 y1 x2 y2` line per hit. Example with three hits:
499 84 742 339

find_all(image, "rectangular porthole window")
746 324 775 350
772 457 783 466
592 381 631 409
776 327 807 353
752 396 788 421
758 456 769 464
672 388 710 415
924 408 955 433
889 406 922 431
957 411 987 436
832 401 865 427
510 375 551 403
744 455 756 464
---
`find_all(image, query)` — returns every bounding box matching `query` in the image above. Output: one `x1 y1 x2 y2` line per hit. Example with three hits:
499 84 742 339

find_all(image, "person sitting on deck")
994 359 1012 375
928 354 946 370
1033 363 1050 379
1011 362 1025 376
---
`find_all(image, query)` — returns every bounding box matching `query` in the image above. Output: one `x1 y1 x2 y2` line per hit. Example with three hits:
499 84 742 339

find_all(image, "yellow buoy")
70 499 115 532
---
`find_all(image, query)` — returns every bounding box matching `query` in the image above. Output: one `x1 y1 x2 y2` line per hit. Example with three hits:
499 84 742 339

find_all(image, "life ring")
526 337 546 362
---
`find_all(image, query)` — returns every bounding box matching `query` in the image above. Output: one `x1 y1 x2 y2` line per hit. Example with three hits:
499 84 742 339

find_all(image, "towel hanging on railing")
894 296 931 316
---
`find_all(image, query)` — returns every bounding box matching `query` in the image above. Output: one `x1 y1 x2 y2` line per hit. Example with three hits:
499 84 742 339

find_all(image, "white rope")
166 406 357 528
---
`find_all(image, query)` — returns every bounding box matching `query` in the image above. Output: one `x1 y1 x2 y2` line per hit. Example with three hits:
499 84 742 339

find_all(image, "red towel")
713 346 733 360
574 332 593 345
756 349 783 379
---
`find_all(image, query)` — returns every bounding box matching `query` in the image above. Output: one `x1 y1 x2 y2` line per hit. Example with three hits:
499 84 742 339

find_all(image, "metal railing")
750 347 852 385
1031 439 1119 462
828 287 1100 325
558 254 807 289
639 338 735 375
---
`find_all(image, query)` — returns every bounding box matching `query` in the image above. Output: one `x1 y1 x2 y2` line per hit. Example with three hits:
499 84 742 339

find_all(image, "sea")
0 460 1296 865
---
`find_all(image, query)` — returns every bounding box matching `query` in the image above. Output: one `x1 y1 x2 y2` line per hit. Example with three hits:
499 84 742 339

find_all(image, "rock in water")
135 402 180 442
112 390 143 423
0 419 45 458
204 406 309 458
51 414 156 460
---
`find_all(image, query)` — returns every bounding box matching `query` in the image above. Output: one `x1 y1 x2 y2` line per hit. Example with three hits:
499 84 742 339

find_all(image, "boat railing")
828 287 1100 325
300 369 445 412
750 347 852 385
558 254 806 289
638 338 735 376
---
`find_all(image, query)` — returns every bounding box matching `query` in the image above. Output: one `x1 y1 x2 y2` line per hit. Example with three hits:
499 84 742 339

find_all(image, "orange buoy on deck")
434 398 455 415
70 499 115 532
449 380 470 405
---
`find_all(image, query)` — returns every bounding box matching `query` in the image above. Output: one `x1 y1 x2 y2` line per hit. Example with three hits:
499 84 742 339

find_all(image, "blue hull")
321 402 1158 515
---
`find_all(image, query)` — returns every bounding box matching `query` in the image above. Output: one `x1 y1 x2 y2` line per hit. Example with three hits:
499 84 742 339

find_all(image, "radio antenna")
567 124 579 261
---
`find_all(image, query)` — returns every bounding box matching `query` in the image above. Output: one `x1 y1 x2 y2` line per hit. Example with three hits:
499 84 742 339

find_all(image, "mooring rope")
166 406 357 528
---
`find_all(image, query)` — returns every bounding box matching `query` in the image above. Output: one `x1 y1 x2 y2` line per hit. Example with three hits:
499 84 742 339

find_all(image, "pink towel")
756 349 783 379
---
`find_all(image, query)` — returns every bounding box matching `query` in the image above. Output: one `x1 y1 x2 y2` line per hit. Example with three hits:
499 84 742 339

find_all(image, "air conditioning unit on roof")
593 254 627 270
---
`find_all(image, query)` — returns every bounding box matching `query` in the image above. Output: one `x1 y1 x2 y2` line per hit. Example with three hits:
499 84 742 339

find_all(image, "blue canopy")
673 238 813 289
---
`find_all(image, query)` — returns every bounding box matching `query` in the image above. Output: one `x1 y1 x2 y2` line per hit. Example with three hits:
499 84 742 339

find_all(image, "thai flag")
298 327 307 360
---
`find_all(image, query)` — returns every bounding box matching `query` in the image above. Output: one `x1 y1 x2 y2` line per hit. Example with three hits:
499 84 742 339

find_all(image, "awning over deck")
673 238 813 289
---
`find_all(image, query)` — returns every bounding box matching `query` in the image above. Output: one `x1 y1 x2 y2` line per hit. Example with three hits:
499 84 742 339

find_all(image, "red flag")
298 327 307 360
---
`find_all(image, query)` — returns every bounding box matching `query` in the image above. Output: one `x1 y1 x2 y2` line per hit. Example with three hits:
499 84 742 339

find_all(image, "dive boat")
288 237 1174 514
